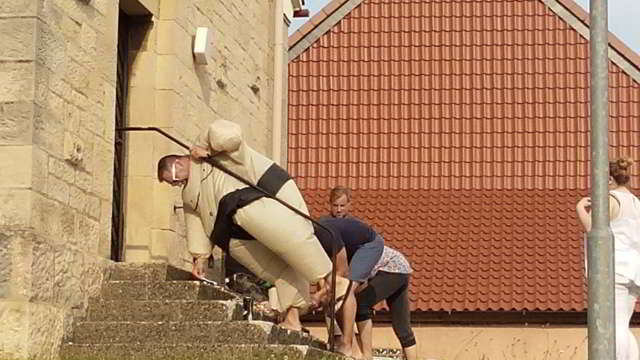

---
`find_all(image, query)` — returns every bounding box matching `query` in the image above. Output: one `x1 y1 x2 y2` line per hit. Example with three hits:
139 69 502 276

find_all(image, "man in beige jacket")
157 119 349 332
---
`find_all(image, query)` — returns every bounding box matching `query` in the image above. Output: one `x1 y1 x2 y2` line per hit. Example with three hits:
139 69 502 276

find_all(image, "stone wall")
122 0 277 270
0 0 119 359
0 0 282 358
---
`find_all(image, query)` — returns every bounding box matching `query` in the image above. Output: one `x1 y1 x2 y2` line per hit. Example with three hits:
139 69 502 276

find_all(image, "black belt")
210 163 292 252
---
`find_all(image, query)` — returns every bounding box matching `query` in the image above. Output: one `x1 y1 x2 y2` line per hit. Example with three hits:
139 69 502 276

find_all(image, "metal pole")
587 0 615 359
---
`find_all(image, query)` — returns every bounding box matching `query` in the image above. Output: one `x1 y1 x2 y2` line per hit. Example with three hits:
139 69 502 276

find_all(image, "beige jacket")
182 119 274 259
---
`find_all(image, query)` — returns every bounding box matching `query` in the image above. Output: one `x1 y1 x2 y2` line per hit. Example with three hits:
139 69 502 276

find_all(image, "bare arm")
576 197 592 232
184 207 212 278
334 247 349 278
609 193 621 221
576 195 620 233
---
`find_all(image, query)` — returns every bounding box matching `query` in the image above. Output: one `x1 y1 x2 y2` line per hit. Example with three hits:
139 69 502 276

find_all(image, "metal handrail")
116 126 339 352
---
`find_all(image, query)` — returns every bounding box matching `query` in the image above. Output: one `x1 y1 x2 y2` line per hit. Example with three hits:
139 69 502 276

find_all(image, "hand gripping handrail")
116 126 340 352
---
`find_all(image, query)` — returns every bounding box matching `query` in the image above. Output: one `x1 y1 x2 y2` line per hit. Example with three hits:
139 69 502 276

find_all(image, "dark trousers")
355 271 416 348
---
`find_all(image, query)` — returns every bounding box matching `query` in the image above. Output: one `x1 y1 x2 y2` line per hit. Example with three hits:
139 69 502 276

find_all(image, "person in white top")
576 157 640 360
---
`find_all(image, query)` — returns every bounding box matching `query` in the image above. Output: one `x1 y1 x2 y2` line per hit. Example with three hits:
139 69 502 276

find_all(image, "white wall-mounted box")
193 27 211 65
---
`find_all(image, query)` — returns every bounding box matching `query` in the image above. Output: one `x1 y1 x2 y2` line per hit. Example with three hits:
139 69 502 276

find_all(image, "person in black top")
313 217 384 358
316 218 383 279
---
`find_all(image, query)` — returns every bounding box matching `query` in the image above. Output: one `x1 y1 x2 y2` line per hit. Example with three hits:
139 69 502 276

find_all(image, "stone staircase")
60 263 345 360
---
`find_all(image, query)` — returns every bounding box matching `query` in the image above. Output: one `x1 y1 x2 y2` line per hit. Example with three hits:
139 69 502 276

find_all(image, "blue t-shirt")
314 217 379 260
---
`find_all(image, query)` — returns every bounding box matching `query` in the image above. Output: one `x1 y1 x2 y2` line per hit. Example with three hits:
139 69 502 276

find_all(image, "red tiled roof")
288 0 640 313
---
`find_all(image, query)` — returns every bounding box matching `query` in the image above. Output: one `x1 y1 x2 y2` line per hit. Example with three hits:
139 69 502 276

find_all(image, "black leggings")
355 271 416 348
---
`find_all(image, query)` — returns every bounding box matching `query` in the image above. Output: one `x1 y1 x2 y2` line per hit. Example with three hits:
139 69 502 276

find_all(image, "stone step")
86 300 243 322
107 263 196 282
70 320 326 349
60 344 345 360
100 281 238 301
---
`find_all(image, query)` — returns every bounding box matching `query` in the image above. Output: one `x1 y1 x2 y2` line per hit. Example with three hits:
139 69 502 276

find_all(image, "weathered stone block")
0 18 36 61
0 234 11 298
129 51 157 88
78 117 100 160
77 215 99 254
92 139 113 199
68 186 86 213
36 74 63 113
70 320 324 348
0 145 32 188
0 0 37 17
86 299 241 322
100 82 116 142
124 177 153 248
60 343 345 360
96 37 118 86
64 60 90 95
31 146 48 193
79 22 97 55
81 255 109 299
123 133 153 177
84 194 100 220
35 20 67 74
67 87 90 111
27 302 64 359
53 247 84 309
0 301 64 360
74 169 93 194
58 17 82 49
154 90 183 128
48 157 74 184
156 20 178 55
51 0 99 29
31 240 55 303
97 200 112 258
0 300 29 358
100 280 237 301
0 189 32 227
30 192 64 242
155 55 180 89
152 181 176 230
107 263 164 281
107 263 194 282
158 0 187 24
123 247 152 263
100 281 149 301
0 231 38 301
79 115 102 158
91 0 118 19
0 101 34 145
46 175 70 204
0 61 35 102
150 229 170 260
33 106 65 157
157 20 192 67
126 86 156 127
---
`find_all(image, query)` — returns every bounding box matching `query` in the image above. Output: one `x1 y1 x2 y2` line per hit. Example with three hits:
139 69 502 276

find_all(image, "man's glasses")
170 162 185 186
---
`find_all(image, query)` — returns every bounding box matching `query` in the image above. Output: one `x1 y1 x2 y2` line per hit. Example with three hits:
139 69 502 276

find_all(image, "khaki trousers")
229 238 309 312
231 179 332 312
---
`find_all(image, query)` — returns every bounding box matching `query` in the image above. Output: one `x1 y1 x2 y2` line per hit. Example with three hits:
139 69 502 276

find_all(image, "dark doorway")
111 10 130 262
